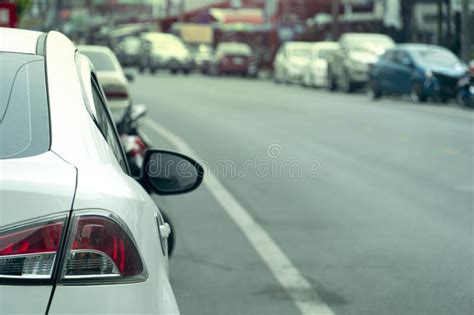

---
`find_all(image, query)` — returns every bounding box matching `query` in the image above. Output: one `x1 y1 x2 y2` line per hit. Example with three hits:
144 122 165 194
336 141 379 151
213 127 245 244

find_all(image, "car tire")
341 69 354 93
170 69 178 75
367 80 382 100
150 67 157 74
327 68 337 91
183 69 190 75
410 82 427 103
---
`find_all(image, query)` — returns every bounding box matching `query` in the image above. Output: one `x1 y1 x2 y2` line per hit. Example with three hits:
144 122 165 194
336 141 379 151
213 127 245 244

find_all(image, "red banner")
0 3 17 28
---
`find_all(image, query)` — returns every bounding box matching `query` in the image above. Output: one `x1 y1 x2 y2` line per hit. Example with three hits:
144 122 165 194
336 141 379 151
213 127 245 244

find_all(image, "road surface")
130 72 473 315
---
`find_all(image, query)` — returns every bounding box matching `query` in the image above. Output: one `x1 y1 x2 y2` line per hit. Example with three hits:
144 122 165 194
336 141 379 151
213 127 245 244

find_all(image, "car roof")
310 41 339 50
285 42 312 48
397 43 446 51
77 45 113 54
0 27 43 54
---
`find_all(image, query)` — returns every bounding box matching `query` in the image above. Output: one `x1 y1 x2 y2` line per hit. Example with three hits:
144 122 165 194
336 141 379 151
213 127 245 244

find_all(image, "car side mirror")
139 150 204 195
125 72 135 82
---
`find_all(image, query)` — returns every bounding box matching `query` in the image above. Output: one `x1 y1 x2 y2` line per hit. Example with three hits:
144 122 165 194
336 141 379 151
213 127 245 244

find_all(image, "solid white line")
144 119 335 315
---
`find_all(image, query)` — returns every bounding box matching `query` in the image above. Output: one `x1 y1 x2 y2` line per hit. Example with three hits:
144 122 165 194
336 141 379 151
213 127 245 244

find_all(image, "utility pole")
437 0 443 45
461 0 472 61
179 0 185 22
331 0 340 40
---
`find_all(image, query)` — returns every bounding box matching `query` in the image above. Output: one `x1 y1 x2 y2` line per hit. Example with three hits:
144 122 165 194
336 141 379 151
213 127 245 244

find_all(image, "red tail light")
0 215 66 279
62 212 145 281
0 211 146 284
105 90 129 99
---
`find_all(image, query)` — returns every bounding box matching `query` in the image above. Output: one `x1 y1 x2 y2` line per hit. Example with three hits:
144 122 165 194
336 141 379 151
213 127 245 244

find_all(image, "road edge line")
144 119 335 315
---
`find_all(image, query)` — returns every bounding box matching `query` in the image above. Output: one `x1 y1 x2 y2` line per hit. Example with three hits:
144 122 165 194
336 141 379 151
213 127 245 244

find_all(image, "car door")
274 45 285 79
376 50 397 92
392 51 414 94
89 74 171 264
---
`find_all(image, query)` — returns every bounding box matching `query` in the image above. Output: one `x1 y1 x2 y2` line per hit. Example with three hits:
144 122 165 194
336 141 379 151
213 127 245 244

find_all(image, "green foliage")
15 0 32 18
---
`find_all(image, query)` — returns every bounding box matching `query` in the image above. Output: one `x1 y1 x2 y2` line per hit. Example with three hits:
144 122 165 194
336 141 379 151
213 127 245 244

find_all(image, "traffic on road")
1 1 474 315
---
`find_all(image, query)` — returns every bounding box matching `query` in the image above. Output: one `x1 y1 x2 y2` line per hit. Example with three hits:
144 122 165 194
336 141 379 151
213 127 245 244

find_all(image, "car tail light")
62 213 145 281
0 215 66 279
105 90 129 99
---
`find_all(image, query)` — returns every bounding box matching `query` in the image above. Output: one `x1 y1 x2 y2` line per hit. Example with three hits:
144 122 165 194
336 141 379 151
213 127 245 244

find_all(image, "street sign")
0 3 16 28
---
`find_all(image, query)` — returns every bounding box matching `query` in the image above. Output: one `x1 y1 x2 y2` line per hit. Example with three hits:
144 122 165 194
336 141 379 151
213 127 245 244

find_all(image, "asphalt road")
129 72 473 315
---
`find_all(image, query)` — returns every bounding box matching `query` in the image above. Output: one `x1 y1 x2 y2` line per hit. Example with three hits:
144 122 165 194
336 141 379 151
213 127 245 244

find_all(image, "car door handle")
159 222 171 240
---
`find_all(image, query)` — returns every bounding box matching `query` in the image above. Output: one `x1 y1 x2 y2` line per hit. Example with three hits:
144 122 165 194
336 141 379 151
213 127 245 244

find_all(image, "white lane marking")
144 119 335 315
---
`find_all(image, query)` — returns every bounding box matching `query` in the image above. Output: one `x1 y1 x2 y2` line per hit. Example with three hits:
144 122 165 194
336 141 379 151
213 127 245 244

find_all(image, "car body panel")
0 152 76 227
0 286 53 314
0 30 179 314
0 27 42 54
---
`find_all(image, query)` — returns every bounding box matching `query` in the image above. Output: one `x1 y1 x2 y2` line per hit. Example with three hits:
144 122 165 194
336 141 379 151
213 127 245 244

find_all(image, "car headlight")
425 70 434 79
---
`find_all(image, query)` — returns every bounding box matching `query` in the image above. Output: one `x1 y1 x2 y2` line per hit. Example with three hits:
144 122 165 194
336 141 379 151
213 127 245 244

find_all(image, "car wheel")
150 67 157 74
138 63 145 73
341 69 354 93
170 68 178 75
410 82 427 103
183 69 190 75
327 69 337 91
367 80 382 100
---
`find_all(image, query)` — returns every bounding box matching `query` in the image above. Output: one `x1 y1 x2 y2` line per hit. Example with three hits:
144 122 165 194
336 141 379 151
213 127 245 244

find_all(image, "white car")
273 42 312 84
78 45 134 123
0 28 203 314
139 32 193 74
301 42 339 88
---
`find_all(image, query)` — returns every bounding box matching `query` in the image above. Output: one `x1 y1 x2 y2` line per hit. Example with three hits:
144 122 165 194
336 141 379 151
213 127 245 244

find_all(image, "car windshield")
0 53 50 159
318 49 336 59
412 48 460 67
81 50 117 71
346 36 394 54
288 46 310 57
217 43 252 56
121 37 141 51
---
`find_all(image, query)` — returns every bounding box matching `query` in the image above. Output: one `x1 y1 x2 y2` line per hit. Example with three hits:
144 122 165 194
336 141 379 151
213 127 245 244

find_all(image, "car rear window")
0 52 50 159
80 50 116 71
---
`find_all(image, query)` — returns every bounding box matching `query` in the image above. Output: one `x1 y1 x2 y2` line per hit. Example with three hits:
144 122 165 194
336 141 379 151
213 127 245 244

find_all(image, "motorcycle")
117 104 152 176
457 74 474 108
117 104 176 257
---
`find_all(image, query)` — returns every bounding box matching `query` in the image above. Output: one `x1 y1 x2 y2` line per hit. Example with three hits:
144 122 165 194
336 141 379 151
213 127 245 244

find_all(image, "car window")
81 51 116 71
0 52 50 159
412 48 460 67
382 50 395 61
90 78 129 173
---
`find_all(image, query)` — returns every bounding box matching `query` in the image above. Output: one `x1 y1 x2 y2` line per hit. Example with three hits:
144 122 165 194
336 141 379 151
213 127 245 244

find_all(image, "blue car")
368 44 468 102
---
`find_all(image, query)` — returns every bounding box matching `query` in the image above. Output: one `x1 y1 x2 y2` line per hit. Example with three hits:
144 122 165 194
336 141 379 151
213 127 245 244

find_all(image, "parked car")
116 35 142 67
78 45 134 123
327 33 395 92
368 44 469 102
138 32 194 74
189 43 214 74
0 28 203 314
301 41 339 88
273 42 312 84
209 42 257 77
